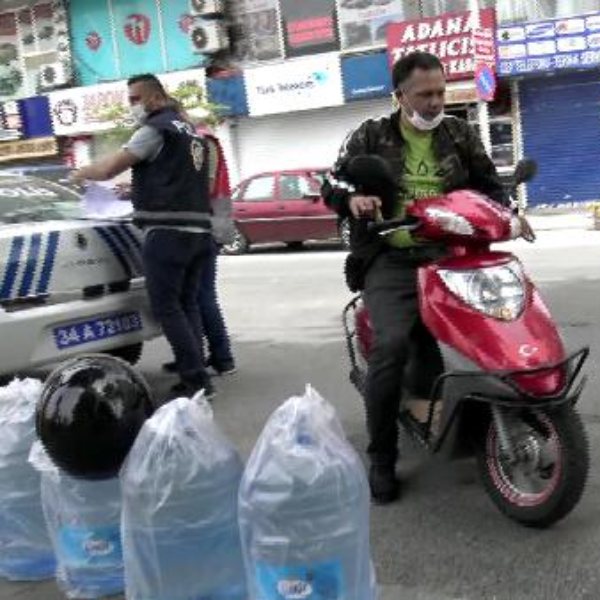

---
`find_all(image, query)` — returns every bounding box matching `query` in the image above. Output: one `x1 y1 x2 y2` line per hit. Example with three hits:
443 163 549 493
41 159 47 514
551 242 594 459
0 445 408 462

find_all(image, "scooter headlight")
438 261 526 321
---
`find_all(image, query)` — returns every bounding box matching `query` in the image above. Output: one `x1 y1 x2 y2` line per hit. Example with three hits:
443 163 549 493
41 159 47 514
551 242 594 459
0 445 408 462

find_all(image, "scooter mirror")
345 155 398 204
346 155 396 187
514 159 538 185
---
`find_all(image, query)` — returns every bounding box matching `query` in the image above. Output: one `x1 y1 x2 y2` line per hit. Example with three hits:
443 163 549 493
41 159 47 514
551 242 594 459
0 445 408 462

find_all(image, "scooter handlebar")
367 217 421 236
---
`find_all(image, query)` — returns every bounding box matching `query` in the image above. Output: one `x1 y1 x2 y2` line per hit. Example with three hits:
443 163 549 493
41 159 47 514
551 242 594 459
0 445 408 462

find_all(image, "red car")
223 168 350 254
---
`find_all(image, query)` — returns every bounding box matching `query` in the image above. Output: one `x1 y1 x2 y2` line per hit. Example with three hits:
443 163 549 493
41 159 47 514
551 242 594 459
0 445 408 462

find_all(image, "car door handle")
277 206 286 210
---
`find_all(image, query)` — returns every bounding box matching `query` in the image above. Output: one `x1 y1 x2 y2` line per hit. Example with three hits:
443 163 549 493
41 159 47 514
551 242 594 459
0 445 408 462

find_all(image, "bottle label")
255 560 343 599
58 525 122 568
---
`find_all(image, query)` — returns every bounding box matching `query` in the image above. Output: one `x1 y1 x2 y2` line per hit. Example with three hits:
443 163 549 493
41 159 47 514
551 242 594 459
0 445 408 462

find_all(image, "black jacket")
321 111 510 284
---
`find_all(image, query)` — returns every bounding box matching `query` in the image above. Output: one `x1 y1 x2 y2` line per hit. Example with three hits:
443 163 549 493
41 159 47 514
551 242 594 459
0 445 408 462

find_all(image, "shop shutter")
521 70 600 206
234 98 391 182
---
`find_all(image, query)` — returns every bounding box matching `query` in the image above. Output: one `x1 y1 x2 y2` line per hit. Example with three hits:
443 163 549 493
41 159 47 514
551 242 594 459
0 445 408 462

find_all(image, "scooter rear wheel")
477 405 589 528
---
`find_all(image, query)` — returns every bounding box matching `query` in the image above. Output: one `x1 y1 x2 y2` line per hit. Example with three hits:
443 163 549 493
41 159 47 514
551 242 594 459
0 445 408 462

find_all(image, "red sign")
387 8 496 81
124 13 151 46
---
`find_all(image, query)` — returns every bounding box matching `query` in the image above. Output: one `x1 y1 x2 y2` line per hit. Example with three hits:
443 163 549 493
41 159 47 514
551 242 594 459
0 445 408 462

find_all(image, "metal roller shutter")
235 98 391 182
521 71 600 207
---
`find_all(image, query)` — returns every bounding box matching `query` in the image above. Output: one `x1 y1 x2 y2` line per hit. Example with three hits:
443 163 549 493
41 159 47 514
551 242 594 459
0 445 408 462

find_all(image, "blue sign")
497 12 600 76
20 97 53 138
475 65 496 102
341 51 392 102
207 74 248 117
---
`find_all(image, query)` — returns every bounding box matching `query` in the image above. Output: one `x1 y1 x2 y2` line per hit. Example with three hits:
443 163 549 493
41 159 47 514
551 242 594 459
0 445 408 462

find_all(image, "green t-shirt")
387 122 444 248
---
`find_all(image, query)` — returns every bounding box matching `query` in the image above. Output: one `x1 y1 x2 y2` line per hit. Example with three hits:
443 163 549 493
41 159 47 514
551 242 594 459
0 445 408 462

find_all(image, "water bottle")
121 395 247 600
239 387 377 600
0 379 55 581
40 466 124 599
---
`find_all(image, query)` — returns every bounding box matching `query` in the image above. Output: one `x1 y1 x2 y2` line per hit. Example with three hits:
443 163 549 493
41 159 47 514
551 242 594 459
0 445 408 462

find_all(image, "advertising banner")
245 53 344 116
279 0 339 58
497 12 600 75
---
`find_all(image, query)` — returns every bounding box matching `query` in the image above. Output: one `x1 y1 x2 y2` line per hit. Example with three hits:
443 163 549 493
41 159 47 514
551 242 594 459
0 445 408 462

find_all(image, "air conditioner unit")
190 20 229 54
38 62 69 90
190 0 225 17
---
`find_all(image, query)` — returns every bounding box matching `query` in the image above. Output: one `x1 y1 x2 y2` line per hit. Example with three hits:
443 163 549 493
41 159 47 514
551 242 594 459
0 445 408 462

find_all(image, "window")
421 0 495 17
230 0 283 65
0 178 82 224
280 175 315 200
243 176 276 202
495 0 597 24
337 0 420 51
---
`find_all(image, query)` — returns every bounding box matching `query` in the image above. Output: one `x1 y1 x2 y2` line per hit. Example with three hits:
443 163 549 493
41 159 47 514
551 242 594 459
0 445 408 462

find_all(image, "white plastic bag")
0 379 55 581
30 443 124 599
239 385 378 600
120 394 247 600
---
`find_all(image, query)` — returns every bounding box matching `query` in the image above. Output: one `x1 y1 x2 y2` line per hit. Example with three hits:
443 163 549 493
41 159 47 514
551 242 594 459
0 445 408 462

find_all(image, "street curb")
528 215 594 232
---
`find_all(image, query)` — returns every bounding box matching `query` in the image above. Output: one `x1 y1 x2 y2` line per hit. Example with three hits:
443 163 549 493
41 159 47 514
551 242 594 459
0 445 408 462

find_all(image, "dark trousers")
363 250 444 467
198 240 233 365
143 229 212 382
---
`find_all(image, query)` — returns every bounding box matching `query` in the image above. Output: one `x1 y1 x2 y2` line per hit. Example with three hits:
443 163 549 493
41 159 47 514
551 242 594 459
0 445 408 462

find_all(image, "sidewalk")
527 211 594 232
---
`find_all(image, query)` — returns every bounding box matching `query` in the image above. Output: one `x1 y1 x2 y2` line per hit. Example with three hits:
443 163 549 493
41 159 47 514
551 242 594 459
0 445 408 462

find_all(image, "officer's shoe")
369 464 400 505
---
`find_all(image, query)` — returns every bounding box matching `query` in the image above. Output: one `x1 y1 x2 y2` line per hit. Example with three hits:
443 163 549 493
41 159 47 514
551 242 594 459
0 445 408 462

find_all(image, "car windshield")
0 177 84 225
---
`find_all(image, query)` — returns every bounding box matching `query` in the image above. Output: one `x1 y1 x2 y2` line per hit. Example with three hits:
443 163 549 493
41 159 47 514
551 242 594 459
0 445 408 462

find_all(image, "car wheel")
286 241 304 251
106 342 144 366
339 218 351 250
222 228 250 255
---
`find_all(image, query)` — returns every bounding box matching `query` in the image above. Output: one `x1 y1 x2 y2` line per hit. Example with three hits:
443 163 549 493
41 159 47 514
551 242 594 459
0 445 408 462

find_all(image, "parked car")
0 174 160 377
223 168 350 255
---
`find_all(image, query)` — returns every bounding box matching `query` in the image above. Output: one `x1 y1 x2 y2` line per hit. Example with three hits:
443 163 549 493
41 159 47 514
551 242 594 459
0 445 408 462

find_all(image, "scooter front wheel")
476 405 589 528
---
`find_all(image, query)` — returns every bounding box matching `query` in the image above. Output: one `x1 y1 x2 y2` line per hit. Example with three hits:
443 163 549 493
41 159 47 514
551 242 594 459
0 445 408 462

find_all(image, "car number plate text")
54 312 143 350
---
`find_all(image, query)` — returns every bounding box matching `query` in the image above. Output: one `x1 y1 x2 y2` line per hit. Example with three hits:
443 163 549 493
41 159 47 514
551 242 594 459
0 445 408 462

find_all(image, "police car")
0 174 160 377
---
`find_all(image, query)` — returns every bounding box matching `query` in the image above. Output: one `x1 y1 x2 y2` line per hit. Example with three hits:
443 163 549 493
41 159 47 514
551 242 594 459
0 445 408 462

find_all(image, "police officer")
72 74 215 398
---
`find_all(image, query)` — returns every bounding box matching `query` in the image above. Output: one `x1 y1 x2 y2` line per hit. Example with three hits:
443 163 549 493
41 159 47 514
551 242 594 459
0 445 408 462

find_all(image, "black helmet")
36 354 154 480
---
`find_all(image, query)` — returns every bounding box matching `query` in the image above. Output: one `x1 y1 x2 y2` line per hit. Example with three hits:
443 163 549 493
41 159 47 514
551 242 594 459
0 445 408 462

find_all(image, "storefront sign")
497 12 600 75
338 0 415 51
342 51 392 102
245 53 344 116
0 136 57 162
20 96 54 138
445 81 478 105
206 74 249 117
387 9 496 81
48 68 206 136
279 0 339 58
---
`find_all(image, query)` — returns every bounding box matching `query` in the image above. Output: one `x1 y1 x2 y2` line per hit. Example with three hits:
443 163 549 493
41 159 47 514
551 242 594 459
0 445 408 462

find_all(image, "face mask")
130 103 148 125
399 94 445 131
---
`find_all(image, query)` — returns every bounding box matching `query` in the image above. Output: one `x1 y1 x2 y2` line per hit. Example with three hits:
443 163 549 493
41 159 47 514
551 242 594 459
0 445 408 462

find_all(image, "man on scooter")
322 51 532 504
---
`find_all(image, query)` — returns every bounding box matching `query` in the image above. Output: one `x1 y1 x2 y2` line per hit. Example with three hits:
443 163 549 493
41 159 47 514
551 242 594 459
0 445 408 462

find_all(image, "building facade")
0 0 597 206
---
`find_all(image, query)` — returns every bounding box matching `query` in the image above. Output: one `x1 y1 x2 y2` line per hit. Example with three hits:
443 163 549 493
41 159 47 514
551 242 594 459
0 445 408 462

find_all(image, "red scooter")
343 156 589 528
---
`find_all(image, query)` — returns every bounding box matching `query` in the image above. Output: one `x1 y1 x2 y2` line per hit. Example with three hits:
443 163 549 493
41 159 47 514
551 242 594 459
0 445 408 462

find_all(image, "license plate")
54 312 143 350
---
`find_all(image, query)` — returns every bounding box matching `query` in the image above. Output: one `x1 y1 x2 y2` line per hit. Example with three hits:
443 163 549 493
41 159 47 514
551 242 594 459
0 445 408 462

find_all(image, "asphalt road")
2 228 600 600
